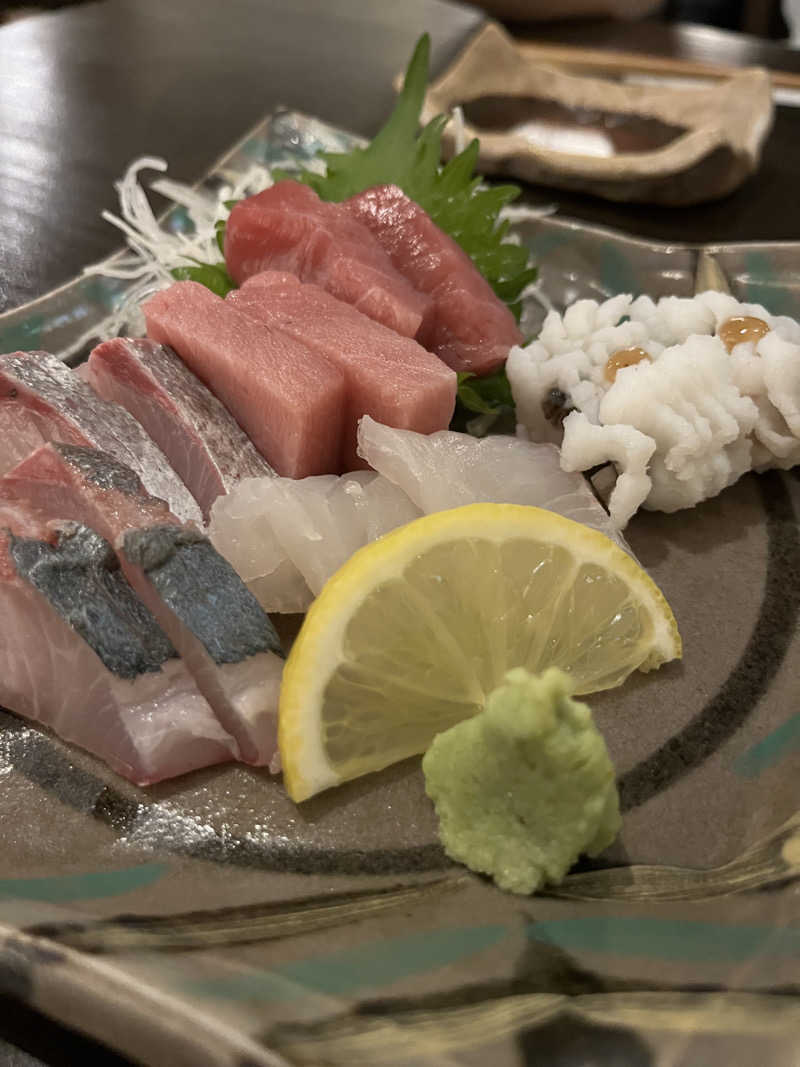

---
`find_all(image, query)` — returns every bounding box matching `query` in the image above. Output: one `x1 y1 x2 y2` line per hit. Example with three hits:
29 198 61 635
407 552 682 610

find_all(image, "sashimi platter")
0 33 799 1065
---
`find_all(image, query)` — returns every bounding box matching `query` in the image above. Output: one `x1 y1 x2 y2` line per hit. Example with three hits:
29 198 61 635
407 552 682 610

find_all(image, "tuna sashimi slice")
143 282 346 479
2 444 285 768
224 180 429 338
0 515 236 785
344 185 523 375
229 272 456 470
0 350 202 523
87 338 275 520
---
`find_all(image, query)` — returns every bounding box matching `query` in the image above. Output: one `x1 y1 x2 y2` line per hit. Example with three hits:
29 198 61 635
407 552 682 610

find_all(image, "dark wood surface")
522 16 800 71
0 0 483 315
4 2 800 318
1 1 800 1064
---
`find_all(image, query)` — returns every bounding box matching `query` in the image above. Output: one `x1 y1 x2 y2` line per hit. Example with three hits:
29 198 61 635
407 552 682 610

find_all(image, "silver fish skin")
0 515 237 784
0 350 202 524
87 338 275 520
2 443 285 768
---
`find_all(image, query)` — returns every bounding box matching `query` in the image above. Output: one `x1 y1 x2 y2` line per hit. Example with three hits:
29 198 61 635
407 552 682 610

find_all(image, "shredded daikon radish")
451 106 467 154
81 155 281 342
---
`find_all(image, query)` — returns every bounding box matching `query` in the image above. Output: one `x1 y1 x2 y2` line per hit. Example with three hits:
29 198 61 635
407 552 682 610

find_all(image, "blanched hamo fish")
209 417 623 614
0 510 236 784
86 338 274 519
3 444 285 769
0 350 202 524
508 290 800 525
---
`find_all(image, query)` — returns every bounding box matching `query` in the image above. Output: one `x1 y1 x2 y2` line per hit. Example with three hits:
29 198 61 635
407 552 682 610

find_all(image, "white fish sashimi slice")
209 475 312 615
210 420 629 615
357 472 423 542
269 471 421 596
356 416 627 549
268 475 365 596
206 477 289 584
209 470 420 612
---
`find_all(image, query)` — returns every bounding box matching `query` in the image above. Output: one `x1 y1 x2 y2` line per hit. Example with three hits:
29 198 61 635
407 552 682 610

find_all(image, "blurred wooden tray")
422 22 774 205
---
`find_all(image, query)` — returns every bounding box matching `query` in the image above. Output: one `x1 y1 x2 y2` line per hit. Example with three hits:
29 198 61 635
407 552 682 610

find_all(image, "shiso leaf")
457 369 514 416
451 368 516 436
283 34 536 309
182 34 535 318
170 261 236 298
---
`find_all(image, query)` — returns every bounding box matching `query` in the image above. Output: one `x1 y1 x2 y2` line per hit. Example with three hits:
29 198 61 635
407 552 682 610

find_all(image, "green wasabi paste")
422 667 621 895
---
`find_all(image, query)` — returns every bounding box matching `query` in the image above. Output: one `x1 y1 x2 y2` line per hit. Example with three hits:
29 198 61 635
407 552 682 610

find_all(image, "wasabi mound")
422 667 621 895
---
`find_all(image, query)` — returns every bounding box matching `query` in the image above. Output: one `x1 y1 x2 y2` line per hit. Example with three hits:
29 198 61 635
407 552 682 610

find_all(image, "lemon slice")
279 503 680 801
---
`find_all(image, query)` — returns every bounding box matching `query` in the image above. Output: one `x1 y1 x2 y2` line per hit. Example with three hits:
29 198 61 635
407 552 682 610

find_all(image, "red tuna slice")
2 443 285 769
87 338 275 520
0 509 237 785
344 185 523 375
229 272 457 471
143 281 345 479
224 180 429 338
0 350 202 524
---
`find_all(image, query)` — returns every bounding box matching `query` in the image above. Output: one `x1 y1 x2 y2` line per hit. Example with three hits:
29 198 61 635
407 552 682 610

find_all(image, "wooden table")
1 0 799 1062
4 2 800 320
0 0 482 315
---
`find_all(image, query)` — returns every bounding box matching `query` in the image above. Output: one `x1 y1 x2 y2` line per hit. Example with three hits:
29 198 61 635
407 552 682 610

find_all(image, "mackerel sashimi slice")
224 180 429 338
143 282 346 478
2 444 285 768
0 350 202 523
0 511 236 785
87 337 275 519
229 272 457 470
345 185 523 375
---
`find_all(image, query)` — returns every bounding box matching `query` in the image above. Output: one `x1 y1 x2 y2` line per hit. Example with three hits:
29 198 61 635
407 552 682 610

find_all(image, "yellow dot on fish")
604 347 652 383
718 316 770 353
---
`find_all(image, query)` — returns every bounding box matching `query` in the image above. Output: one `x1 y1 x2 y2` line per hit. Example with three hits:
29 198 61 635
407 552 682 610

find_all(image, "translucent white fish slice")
208 477 311 614
211 421 630 615
356 416 627 550
209 470 420 613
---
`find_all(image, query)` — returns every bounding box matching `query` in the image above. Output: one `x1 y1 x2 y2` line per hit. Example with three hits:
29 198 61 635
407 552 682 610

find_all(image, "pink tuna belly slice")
2 443 285 769
142 281 346 479
229 272 457 471
87 337 275 520
344 185 523 376
0 516 236 785
224 180 429 339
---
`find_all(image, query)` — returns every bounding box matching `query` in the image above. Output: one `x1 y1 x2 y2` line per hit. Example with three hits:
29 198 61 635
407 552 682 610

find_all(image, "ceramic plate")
0 111 798 1067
